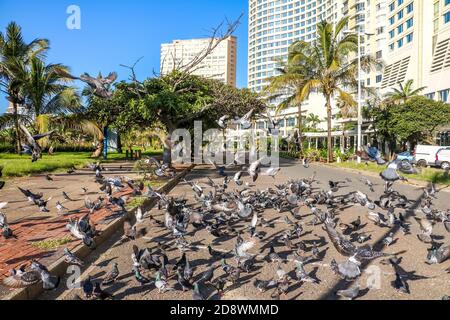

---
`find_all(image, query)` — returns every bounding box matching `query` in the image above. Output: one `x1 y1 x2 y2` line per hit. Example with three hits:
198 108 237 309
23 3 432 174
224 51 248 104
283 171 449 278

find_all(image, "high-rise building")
343 0 388 90
160 36 237 87
248 0 342 93
248 0 345 134
382 0 450 103
6 101 26 115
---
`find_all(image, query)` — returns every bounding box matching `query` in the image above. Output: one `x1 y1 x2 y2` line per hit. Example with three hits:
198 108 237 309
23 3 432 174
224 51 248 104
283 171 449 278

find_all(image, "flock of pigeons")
0 149 449 300
0 160 174 295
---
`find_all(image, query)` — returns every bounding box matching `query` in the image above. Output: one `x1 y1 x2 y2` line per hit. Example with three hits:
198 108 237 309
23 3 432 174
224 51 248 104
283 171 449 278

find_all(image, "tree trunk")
13 102 22 154
117 133 123 154
92 139 104 158
297 104 303 153
162 132 172 167
326 95 333 163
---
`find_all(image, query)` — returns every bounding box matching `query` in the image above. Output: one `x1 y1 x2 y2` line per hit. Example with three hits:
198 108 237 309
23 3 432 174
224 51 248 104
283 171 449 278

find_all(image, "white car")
435 147 450 170
414 145 448 168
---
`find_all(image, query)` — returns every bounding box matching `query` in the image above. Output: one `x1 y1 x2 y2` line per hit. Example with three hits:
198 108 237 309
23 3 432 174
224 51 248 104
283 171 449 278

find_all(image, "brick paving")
0 185 133 280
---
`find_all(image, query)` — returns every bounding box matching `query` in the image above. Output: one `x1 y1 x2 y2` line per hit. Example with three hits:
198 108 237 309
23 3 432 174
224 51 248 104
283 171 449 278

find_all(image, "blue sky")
0 0 249 113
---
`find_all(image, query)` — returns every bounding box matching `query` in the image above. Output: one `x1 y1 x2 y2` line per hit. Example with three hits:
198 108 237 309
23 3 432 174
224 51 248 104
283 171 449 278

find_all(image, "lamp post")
344 29 374 164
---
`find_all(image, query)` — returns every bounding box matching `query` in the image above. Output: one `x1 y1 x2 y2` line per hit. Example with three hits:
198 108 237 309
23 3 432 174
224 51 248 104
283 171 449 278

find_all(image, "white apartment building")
343 0 388 90
382 0 450 102
160 36 237 87
248 0 344 137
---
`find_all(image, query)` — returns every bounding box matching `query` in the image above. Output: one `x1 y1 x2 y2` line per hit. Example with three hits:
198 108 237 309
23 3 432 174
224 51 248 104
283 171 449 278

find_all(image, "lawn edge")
2 164 195 300
323 163 450 193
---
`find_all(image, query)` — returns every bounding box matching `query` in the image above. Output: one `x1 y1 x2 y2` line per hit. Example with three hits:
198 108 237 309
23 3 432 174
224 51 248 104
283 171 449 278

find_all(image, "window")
390 16 395 24
397 24 404 34
446 0 450 6
398 0 404 5
439 89 450 102
389 43 395 51
406 33 413 43
406 18 413 28
425 93 435 100
376 75 382 83
445 12 450 24
406 3 413 13
278 119 285 128
287 118 296 127
390 3 395 11
398 10 404 20
397 38 404 48
390 30 395 38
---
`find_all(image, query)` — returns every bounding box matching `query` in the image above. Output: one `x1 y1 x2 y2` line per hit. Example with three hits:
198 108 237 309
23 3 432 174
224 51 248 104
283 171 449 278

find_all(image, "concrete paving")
41 159 450 300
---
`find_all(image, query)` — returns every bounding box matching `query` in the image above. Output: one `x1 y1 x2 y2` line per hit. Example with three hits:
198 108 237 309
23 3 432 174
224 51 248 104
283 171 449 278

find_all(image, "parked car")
413 145 448 168
435 147 450 170
396 151 415 164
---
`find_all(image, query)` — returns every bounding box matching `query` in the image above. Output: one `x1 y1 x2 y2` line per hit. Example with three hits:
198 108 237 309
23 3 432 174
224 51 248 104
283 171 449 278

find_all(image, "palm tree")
23 57 80 149
384 79 426 105
0 22 49 153
305 113 321 130
24 57 78 117
266 17 379 162
264 58 307 152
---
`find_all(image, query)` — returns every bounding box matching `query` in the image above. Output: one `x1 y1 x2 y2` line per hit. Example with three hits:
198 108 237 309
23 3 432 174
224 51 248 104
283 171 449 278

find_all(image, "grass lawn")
332 161 450 185
0 150 162 178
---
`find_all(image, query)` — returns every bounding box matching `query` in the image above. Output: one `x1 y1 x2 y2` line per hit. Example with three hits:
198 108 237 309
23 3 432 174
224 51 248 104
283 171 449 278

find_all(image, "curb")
322 163 450 193
2 164 195 300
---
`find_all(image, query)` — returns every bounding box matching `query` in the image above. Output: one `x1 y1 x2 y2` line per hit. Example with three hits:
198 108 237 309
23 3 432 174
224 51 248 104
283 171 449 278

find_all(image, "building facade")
343 0 388 91
248 0 345 135
160 36 237 86
382 0 450 102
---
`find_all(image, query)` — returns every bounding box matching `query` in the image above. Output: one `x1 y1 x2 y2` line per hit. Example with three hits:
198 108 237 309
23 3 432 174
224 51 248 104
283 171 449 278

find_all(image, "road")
41 159 450 300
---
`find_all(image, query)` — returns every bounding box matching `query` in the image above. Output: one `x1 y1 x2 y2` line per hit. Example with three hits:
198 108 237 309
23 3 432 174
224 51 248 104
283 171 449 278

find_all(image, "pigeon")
132 267 152 286
336 282 361 300
232 109 254 129
233 171 244 186
364 179 375 192
248 158 264 182
82 276 94 299
302 158 310 168
2 267 41 288
253 278 276 292
19 124 54 162
30 260 60 290
102 263 119 285
63 71 117 99
427 244 450 264
176 268 191 291
262 167 281 179
267 246 283 263
383 232 395 247
155 271 174 293
217 115 230 129
330 258 361 281
63 248 84 267
193 282 206 300
199 265 216 283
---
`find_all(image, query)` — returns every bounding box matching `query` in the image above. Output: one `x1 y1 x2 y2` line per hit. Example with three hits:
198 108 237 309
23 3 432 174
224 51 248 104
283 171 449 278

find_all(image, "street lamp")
344 29 374 164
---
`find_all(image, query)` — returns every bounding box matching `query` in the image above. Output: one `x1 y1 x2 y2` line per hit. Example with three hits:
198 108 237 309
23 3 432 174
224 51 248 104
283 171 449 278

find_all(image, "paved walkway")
45 160 450 301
